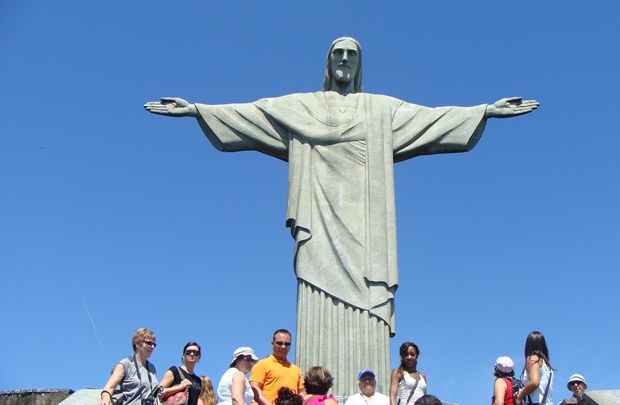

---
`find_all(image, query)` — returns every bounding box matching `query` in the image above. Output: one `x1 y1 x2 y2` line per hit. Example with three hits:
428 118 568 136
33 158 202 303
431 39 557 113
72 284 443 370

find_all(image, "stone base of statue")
296 280 391 398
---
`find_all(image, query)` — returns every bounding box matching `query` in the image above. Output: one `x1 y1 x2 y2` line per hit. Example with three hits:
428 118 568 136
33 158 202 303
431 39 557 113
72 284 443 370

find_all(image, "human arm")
159 368 193 398
250 360 271 405
493 378 507 405
250 381 270 405
99 363 125 405
297 367 305 398
389 368 402 405
485 97 539 118
516 355 541 404
231 371 247 405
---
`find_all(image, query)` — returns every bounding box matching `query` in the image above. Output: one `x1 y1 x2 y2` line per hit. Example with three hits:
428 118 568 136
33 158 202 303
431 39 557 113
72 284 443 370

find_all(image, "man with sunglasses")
559 374 598 405
251 329 304 405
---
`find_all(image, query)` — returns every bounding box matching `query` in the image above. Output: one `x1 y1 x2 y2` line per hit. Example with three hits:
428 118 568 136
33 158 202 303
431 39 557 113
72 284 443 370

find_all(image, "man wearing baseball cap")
344 369 389 405
559 374 598 405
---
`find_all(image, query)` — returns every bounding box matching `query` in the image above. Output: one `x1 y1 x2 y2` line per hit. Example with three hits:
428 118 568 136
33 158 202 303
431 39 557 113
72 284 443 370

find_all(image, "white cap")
567 374 588 390
494 356 514 374
230 346 258 367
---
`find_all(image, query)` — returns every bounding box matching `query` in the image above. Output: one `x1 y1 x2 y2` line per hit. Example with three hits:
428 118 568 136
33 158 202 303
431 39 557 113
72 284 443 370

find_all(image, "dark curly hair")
414 395 441 405
493 367 515 378
304 366 333 395
275 387 303 405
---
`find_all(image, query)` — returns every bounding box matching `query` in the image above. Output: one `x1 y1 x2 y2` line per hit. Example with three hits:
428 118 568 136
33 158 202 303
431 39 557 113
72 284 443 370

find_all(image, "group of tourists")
98 328 596 405
491 331 599 405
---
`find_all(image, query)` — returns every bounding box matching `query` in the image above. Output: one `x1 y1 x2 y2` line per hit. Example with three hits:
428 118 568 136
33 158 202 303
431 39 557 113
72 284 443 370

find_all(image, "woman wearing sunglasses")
160 341 204 405
99 327 160 405
216 347 258 405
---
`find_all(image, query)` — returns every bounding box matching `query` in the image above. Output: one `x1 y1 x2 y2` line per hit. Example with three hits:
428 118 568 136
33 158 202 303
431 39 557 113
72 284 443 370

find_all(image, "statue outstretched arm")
145 96 289 160
392 96 540 161
485 97 540 118
144 97 198 117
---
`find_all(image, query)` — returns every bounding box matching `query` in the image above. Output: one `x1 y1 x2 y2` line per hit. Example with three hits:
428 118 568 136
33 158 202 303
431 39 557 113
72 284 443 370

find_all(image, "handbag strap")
521 362 553 405
176 366 184 383
540 369 553 405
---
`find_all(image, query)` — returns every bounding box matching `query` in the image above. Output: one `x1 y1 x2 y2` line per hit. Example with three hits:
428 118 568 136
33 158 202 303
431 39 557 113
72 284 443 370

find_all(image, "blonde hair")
131 327 156 351
199 376 216 405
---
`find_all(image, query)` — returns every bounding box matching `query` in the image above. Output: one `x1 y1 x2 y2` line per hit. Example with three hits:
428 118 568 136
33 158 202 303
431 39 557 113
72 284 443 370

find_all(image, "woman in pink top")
304 367 337 405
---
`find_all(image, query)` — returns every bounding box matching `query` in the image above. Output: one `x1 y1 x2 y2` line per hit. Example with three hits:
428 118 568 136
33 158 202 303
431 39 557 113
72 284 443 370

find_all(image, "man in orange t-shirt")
250 329 304 405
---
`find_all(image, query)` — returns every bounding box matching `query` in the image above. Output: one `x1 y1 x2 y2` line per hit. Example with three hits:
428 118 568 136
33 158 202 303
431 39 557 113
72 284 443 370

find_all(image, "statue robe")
195 91 487 396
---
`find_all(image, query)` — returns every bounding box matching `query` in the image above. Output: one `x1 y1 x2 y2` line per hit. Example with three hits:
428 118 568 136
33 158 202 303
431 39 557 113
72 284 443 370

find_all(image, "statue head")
323 37 362 93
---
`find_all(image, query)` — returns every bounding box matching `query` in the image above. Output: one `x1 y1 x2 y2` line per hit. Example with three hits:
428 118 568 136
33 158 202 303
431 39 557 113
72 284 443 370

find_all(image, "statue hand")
486 97 539 118
144 97 197 117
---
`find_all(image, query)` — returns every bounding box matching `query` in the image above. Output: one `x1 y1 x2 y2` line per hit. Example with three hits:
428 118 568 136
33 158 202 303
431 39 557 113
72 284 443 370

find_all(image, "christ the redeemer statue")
144 37 539 397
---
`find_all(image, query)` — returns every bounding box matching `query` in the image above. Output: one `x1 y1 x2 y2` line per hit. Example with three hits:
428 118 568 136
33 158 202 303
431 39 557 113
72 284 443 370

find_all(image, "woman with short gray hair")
99 327 160 405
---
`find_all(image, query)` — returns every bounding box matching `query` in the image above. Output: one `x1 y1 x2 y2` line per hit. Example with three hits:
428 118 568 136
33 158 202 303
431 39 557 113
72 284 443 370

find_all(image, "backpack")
508 377 525 402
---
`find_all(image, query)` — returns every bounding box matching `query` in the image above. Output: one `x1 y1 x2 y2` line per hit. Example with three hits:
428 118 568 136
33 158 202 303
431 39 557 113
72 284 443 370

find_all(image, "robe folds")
195 91 487 335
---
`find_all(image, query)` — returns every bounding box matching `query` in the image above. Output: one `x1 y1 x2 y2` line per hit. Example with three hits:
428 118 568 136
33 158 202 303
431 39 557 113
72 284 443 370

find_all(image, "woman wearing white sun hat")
217 347 259 405
492 356 522 405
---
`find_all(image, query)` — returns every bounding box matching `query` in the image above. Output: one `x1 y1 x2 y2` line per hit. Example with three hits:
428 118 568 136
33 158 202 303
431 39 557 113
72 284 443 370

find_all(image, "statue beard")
334 68 353 83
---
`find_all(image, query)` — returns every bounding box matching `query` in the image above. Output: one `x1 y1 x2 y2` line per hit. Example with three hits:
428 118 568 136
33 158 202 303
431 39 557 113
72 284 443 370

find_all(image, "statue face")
329 39 360 85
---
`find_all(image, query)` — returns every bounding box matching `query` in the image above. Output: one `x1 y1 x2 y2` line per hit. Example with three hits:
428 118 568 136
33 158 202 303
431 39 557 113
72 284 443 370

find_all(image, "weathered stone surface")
57 389 99 405
143 36 539 398
587 390 620 405
0 389 73 405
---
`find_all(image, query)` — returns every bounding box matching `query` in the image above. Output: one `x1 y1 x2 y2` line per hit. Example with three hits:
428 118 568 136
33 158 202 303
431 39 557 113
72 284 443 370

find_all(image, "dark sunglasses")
238 354 254 361
143 340 157 348
185 350 201 356
274 341 291 347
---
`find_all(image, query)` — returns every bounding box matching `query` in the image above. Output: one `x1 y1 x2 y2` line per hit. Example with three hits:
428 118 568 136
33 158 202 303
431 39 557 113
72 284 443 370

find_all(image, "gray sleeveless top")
115 356 159 405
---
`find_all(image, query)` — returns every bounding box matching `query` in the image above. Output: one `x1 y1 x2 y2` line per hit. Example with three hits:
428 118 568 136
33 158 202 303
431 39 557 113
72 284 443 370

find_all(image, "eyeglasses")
238 355 254 361
570 381 584 387
143 340 157 348
185 350 201 357
274 341 291 347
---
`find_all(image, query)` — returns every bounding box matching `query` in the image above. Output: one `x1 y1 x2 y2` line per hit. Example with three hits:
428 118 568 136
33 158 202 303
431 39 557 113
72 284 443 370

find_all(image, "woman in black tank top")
160 341 205 405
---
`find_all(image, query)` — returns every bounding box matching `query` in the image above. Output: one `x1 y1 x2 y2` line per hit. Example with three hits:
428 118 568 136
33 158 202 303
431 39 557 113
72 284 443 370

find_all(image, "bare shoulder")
325 398 339 405
527 354 541 366
390 368 403 382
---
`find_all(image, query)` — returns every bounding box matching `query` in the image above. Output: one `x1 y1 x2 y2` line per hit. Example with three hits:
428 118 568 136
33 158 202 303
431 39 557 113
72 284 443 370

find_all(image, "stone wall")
0 390 73 405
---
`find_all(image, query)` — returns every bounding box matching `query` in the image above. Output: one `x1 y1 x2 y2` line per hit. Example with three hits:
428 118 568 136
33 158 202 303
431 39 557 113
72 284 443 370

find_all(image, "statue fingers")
504 96 522 102
512 106 537 115
160 97 188 106
521 100 540 108
144 102 164 110
148 107 173 115
145 104 171 114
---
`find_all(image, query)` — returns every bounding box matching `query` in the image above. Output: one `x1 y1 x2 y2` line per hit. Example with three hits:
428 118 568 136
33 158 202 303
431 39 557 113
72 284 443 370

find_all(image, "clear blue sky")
1 2 618 404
